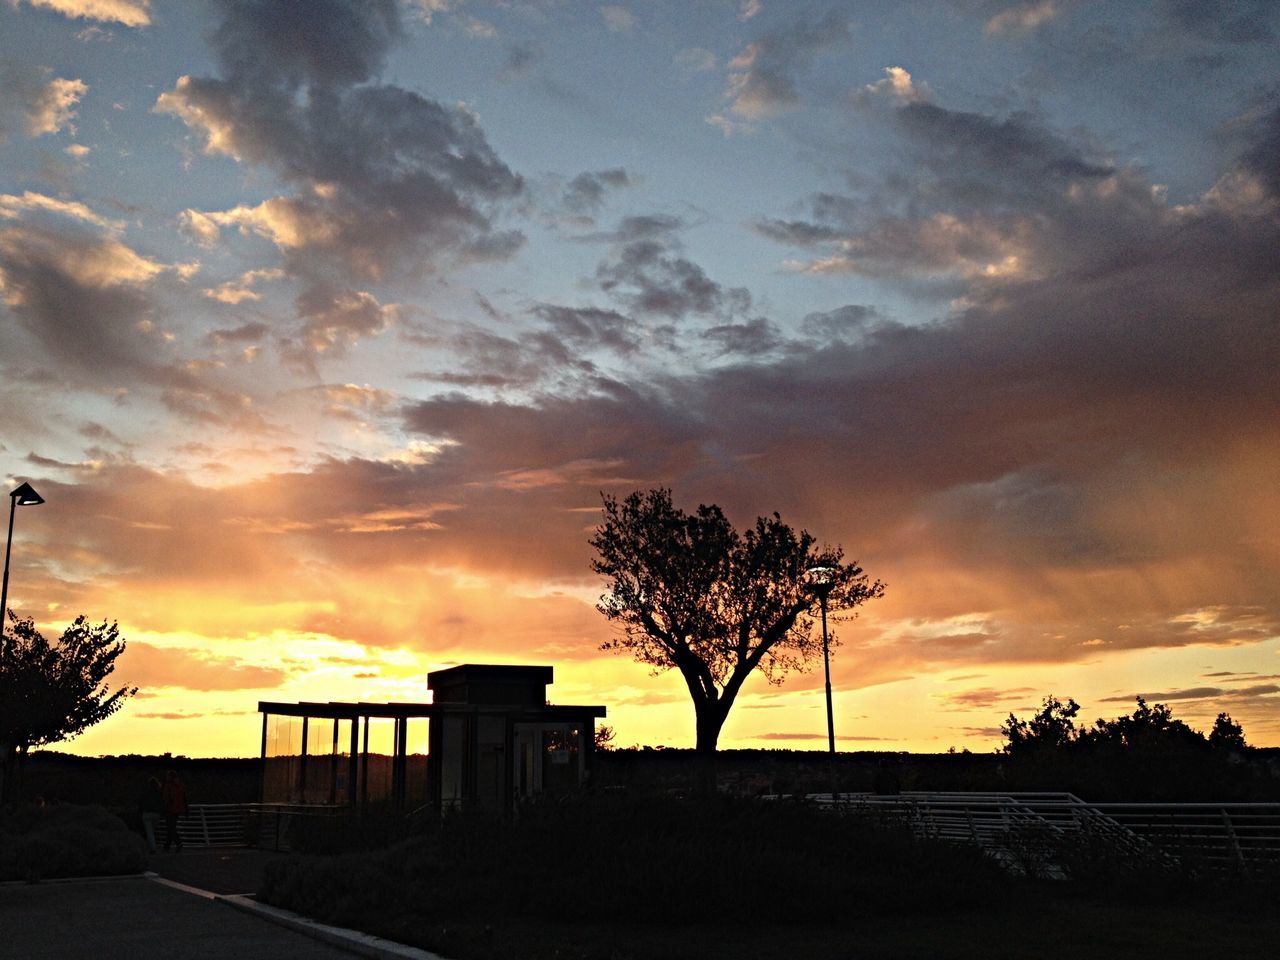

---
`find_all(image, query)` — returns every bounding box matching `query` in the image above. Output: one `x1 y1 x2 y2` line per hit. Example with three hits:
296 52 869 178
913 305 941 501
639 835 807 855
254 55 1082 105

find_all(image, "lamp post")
807 565 839 807
2 482 45 639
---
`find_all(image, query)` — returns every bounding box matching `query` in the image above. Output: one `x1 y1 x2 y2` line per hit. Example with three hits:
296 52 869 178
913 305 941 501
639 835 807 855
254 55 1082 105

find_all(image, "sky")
1 0 1278 758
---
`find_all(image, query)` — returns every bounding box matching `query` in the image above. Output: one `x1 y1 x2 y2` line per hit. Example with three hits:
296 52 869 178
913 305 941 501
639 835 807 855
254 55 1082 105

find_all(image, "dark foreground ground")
138 848 1280 960
0 872 358 960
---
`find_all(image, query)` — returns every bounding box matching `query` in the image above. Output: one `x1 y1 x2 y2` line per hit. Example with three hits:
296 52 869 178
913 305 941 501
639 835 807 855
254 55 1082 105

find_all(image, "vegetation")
259 793 1280 960
999 696 1259 800
0 801 147 881
262 795 1001 953
590 488 883 784
0 612 135 801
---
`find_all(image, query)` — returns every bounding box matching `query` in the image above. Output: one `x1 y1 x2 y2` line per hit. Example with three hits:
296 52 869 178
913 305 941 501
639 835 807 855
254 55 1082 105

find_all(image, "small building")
258 664 606 813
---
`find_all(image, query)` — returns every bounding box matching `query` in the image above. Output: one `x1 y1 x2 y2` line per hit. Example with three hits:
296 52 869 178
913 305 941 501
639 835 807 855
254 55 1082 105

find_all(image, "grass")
0 801 147 881
256 793 1280 958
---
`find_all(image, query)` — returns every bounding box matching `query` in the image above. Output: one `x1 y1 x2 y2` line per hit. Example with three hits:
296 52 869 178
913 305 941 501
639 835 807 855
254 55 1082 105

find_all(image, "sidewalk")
1 875 362 960
146 846 281 895
2 849 444 960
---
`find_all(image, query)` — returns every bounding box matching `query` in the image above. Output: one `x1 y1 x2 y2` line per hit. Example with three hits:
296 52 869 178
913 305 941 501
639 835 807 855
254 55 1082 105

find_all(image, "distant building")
258 664 606 813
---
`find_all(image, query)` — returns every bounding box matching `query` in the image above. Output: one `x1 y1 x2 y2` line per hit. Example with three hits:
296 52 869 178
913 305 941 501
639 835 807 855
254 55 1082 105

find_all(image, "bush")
0 802 147 881
261 795 1010 931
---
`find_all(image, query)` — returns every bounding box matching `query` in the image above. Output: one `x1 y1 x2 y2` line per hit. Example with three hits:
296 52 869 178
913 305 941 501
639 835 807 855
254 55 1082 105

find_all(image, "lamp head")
806 564 838 598
10 482 44 506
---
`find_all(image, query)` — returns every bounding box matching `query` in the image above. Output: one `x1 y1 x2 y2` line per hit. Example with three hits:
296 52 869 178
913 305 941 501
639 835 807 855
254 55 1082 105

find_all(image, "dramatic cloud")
4 2 1279 752
156 0 524 302
0 191 165 371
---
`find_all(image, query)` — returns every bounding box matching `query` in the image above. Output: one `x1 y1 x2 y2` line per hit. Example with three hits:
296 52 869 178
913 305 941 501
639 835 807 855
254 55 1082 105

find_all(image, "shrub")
261 795 1010 930
0 802 147 881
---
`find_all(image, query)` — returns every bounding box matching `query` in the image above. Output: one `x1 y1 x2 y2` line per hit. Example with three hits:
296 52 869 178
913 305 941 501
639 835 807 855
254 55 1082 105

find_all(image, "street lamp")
806 564 839 807
2 482 45 639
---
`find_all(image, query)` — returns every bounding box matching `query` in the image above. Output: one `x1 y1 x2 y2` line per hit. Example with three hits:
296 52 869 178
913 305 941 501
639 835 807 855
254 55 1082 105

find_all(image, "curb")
0 870 149 887
143 873 448 960
219 895 451 960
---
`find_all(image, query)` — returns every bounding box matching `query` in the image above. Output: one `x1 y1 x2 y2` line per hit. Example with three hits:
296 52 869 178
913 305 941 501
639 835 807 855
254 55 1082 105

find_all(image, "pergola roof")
258 700 606 719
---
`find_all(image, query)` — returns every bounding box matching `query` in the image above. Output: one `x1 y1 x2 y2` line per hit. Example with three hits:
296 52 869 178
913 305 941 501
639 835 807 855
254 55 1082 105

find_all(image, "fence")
168 802 346 851
805 791 1280 875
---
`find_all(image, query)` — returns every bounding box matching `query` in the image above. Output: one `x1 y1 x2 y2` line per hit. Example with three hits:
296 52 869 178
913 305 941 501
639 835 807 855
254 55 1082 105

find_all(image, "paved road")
0 876 360 960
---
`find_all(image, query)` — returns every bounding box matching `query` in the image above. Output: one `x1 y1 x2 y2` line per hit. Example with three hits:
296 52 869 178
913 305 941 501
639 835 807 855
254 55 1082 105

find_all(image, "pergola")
258 665 606 813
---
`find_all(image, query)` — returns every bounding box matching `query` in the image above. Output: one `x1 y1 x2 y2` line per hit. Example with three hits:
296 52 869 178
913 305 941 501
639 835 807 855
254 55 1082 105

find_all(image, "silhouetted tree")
593 724 617 751
1001 696 1081 756
0 612 135 801
1000 695 1260 800
1208 712 1247 752
1080 697 1206 751
590 488 884 788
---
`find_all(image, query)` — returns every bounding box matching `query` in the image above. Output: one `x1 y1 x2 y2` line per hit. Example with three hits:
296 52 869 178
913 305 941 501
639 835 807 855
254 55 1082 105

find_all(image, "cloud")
601 5 635 33
26 76 88 136
937 686 1036 710
700 317 781 357
292 287 400 357
1158 0 1277 44
15 0 150 27
502 40 541 78
739 0 762 21
756 94 1128 286
0 191 166 371
798 304 881 341
156 0 523 285
0 64 85 141
202 267 284 305
406 0 455 24
123 641 286 691
562 168 633 215
594 227 752 321
861 66 928 105
984 1 1062 35
532 304 644 356
722 11 852 119
458 15 497 39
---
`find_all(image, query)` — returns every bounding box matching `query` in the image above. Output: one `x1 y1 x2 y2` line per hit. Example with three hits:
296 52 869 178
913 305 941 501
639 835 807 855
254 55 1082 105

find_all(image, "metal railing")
804 791 1280 875
167 802 346 851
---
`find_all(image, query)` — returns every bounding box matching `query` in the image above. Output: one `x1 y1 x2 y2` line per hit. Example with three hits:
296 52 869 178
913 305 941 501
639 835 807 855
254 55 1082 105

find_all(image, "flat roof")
258 700 605 719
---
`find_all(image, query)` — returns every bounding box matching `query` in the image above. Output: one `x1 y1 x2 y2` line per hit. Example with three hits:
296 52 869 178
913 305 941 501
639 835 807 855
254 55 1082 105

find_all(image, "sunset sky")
2 0 1278 758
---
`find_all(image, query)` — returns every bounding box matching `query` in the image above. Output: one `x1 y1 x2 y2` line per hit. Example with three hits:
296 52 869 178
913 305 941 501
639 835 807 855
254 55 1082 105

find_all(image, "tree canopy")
590 488 884 775
999 695 1256 800
1 612 135 798
1002 696 1244 758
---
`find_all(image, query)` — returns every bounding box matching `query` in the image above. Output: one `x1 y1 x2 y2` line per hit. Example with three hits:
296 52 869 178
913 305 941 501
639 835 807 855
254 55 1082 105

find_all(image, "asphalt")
1 850 443 960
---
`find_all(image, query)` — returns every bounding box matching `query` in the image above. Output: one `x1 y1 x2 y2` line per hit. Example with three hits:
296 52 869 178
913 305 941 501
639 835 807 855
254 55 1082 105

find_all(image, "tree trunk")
0 743 18 804
694 703 727 795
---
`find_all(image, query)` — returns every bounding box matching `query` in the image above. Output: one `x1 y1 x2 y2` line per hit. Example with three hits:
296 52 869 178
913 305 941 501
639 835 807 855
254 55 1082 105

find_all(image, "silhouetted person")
162 769 188 852
138 776 163 854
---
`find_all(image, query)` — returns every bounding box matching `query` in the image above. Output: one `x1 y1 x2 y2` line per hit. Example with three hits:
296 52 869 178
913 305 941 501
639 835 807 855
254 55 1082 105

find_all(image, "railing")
802 791 1280 875
167 802 347 850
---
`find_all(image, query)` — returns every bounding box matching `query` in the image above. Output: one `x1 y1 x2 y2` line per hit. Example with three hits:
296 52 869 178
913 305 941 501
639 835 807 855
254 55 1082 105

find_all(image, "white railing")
802 791 1280 874
168 802 346 850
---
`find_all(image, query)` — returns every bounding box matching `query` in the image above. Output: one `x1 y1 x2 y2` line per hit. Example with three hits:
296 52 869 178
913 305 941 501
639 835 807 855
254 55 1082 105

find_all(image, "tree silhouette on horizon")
590 488 884 788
